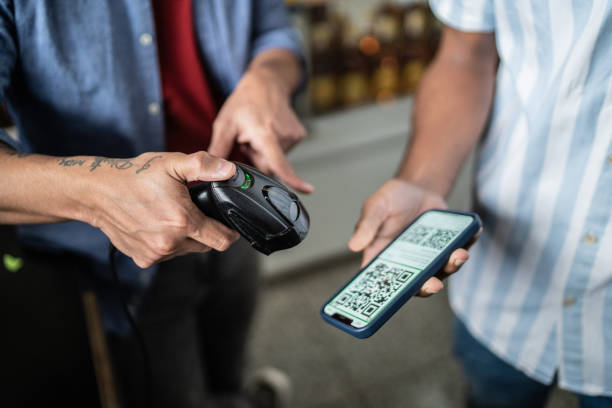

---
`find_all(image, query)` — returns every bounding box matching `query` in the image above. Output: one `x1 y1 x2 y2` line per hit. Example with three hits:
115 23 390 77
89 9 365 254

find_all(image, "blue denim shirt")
0 0 303 332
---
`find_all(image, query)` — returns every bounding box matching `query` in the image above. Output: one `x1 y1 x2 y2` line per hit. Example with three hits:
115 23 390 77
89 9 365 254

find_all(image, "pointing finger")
257 136 313 193
209 120 238 159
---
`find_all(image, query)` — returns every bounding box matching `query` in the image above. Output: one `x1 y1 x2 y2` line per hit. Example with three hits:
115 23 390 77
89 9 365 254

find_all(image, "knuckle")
210 234 234 252
169 211 190 231
215 237 232 252
255 127 274 140
135 258 153 269
187 152 212 173
152 236 176 256
190 151 208 165
183 219 199 237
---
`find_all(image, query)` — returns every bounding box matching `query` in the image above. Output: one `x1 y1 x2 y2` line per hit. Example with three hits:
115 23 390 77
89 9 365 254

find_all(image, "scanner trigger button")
263 186 299 222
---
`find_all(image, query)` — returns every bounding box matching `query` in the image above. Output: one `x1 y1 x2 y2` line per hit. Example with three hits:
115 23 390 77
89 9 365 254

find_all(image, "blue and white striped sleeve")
429 0 495 32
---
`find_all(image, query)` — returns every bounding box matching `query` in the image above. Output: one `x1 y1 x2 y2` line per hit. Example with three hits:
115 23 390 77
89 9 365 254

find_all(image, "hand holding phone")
348 179 471 296
322 209 482 338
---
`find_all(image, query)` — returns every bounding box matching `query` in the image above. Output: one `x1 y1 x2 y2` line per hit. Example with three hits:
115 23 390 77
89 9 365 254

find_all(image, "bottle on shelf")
400 2 440 94
370 3 404 103
308 3 342 114
338 23 371 108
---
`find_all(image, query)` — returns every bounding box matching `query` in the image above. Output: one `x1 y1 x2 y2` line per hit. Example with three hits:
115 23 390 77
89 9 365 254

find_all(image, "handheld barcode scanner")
188 162 310 255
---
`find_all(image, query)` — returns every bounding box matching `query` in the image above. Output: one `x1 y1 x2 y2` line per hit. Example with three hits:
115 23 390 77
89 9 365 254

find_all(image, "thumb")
171 151 236 183
348 200 386 253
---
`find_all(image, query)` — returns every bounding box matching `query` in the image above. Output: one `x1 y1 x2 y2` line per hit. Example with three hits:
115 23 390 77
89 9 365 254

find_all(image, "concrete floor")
247 256 578 408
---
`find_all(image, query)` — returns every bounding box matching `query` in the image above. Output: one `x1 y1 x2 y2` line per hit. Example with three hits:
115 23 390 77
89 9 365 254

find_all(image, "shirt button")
563 297 576 307
584 233 597 244
148 102 160 115
139 33 153 46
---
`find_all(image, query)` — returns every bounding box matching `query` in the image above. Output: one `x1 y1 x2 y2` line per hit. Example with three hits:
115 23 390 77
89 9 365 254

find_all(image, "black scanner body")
188 163 310 255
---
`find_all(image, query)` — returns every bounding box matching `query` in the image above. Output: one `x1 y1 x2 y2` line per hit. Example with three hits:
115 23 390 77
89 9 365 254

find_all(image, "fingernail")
454 258 467 267
217 161 234 176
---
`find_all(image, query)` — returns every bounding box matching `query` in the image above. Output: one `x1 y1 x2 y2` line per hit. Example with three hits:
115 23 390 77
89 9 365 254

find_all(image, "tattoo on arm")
136 155 163 174
58 157 86 167
89 157 134 172
54 154 163 173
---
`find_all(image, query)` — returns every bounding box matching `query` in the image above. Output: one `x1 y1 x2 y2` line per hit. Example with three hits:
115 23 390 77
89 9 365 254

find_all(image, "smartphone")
321 209 481 339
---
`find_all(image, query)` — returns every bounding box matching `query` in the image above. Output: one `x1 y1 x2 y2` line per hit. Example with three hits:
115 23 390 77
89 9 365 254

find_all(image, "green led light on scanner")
241 172 253 189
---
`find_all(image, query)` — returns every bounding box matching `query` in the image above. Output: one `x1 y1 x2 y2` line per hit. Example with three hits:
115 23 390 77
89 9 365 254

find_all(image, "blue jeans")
453 316 612 408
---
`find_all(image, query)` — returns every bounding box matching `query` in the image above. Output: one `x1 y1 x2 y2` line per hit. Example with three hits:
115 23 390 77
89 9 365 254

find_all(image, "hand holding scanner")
189 162 310 255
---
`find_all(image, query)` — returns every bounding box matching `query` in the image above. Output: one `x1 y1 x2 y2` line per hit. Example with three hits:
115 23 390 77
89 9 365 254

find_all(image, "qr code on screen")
421 229 458 250
333 261 414 317
399 225 433 244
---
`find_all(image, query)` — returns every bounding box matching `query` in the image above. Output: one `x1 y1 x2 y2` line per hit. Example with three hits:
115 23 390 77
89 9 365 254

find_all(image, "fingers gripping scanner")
189 163 310 255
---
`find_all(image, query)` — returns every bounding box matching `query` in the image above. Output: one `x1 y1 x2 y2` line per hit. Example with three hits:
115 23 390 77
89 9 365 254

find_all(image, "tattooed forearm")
89 157 134 172
55 154 162 173
136 155 163 174
58 157 86 167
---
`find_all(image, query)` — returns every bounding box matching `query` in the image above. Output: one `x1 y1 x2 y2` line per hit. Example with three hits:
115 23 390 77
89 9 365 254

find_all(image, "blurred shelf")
290 97 413 164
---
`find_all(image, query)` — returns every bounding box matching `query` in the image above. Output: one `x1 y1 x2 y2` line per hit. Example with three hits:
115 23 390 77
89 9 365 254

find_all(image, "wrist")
62 153 166 226
247 50 302 95
395 168 450 198
56 155 105 225
243 68 293 100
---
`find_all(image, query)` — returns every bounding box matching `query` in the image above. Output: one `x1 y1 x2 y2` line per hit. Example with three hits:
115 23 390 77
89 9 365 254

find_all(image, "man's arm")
0 143 85 224
398 26 498 196
207 0 312 192
348 27 498 295
208 48 313 193
247 48 302 99
0 143 240 268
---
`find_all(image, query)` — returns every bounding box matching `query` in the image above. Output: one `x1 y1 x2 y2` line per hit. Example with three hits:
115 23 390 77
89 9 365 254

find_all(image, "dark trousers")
0 228 100 407
0 224 258 408
109 239 259 408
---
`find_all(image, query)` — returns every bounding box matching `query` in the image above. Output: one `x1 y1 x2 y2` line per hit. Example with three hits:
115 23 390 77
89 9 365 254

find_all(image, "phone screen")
324 210 474 328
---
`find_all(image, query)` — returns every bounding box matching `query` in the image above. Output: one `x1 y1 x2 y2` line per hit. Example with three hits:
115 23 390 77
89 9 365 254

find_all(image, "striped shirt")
430 0 612 396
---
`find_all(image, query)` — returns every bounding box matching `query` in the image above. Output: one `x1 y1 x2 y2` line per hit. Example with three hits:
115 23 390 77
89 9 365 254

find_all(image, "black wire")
108 244 152 408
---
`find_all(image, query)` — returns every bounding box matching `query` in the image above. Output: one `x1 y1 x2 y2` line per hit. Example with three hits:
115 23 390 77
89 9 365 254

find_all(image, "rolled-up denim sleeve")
250 0 306 89
429 0 495 32
0 0 19 150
